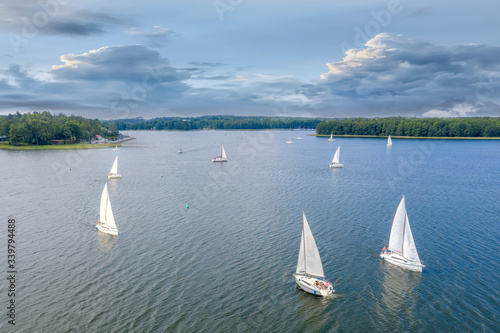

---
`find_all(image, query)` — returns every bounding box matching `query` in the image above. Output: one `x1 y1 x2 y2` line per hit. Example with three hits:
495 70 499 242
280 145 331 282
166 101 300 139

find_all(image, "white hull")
329 163 343 168
96 223 118 236
286 140 294 144
294 275 334 296
380 252 423 272
212 157 227 162
108 173 122 179
328 139 335 141
177 150 183 154
386 143 392 147
297 137 303 140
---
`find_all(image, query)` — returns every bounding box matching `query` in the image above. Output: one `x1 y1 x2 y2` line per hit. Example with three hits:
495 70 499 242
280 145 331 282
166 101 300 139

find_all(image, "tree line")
0 112 119 145
316 117 500 137
107 115 325 131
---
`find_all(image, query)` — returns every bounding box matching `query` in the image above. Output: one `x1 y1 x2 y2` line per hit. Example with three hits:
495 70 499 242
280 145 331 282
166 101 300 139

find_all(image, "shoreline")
309 134 500 140
0 137 135 150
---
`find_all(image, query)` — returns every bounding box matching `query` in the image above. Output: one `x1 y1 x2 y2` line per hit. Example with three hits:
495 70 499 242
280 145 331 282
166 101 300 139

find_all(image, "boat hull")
329 163 343 168
96 223 118 236
212 157 227 162
108 173 122 179
294 275 334 296
380 252 423 272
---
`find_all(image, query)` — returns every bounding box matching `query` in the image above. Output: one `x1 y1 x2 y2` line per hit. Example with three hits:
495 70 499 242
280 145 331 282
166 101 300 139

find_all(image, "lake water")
1 130 499 332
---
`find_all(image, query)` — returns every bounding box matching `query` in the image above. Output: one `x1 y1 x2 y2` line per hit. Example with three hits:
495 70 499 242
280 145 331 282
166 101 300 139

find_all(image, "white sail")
100 183 117 229
387 135 392 146
110 156 118 174
296 212 325 278
221 145 227 159
388 196 406 254
332 146 340 164
387 196 420 263
402 211 420 262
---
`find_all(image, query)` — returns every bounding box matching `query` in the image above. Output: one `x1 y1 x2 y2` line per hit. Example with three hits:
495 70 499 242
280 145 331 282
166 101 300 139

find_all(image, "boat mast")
303 216 307 276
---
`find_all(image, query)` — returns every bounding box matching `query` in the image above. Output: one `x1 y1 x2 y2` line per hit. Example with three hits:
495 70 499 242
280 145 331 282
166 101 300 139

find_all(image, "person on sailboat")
382 246 387 253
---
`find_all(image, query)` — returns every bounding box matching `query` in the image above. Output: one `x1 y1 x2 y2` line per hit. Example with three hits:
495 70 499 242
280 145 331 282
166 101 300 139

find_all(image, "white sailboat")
113 145 119 151
212 144 227 162
96 183 118 236
328 134 335 142
387 135 392 147
329 146 343 168
107 156 121 179
177 148 183 154
293 212 334 296
380 196 424 272
297 136 303 140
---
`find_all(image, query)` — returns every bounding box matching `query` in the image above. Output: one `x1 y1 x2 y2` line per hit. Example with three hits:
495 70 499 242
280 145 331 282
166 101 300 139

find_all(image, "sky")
1 0 500 119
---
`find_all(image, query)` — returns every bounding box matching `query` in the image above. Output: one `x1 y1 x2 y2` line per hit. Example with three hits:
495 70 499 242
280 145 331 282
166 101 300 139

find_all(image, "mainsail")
110 157 118 174
332 147 340 164
221 145 227 159
100 183 117 229
296 212 325 278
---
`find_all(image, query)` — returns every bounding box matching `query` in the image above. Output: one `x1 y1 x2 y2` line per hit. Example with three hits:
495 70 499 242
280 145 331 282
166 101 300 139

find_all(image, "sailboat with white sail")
286 128 294 144
212 144 227 162
113 145 119 151
328 134 335 142
293 212 334 296
380 196 424 272
387 135 392 147
329 146 343 168
96 183 118 236
107 156 121 179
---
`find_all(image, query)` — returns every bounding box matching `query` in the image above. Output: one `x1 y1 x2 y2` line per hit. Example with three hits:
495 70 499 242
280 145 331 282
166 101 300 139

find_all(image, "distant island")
1 113 499 149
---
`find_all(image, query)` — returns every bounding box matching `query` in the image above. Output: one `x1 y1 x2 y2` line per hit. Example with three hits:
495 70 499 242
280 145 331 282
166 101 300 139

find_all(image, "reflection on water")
96 232 118 252
375 263 422 331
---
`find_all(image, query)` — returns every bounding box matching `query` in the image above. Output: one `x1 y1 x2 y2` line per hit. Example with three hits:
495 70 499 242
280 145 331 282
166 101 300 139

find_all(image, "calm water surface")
1 130 499 332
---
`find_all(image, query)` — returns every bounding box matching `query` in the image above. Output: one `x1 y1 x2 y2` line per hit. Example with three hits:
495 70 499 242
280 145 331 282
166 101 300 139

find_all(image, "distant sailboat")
297 136 303 140
107 156 122 179
328 134 335 142
177 148 183 154
387 135 392 147
329 146 343 168
113 145 119 151
96 183 118 236
212 144 227 162
380 196 424 272
293 212 334 296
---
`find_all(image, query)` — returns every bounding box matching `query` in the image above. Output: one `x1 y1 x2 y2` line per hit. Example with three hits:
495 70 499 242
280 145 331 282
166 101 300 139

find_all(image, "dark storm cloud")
317 33 500 116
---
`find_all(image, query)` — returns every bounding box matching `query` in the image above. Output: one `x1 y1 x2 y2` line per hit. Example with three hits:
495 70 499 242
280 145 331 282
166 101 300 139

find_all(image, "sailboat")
96 183 118 236
387 135 392 147
380 196 424 272
328 134 335 142
113 145 119 151
177 148 183 154
212 144 227 162
293 212 334 296
329 146 343 168
107 156 121 179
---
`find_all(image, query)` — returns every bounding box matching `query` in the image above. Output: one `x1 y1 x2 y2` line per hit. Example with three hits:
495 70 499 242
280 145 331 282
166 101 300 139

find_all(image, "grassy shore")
0 142 120 150
310 134 500 140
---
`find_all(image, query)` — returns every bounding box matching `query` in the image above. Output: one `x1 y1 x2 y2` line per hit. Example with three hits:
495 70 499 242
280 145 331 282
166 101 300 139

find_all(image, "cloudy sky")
1 0 499 119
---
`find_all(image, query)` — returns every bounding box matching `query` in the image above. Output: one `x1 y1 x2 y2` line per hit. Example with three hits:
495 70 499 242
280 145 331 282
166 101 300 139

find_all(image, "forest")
316 117 500 137
107 115 325 131
0 112 119 145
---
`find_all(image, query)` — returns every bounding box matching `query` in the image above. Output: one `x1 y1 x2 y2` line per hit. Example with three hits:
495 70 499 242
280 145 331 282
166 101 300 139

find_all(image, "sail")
110 157 118 174
100 183 108 223
221 145 227 159
332 146 340 164
296 212 325 278
387 136 392 145
100 183 117 229
330 134 333 140
402 212 420 263
388 196 406 254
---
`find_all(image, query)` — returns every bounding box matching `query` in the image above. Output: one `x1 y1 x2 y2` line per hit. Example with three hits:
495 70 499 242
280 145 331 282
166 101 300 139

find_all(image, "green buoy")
186 204 189 209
